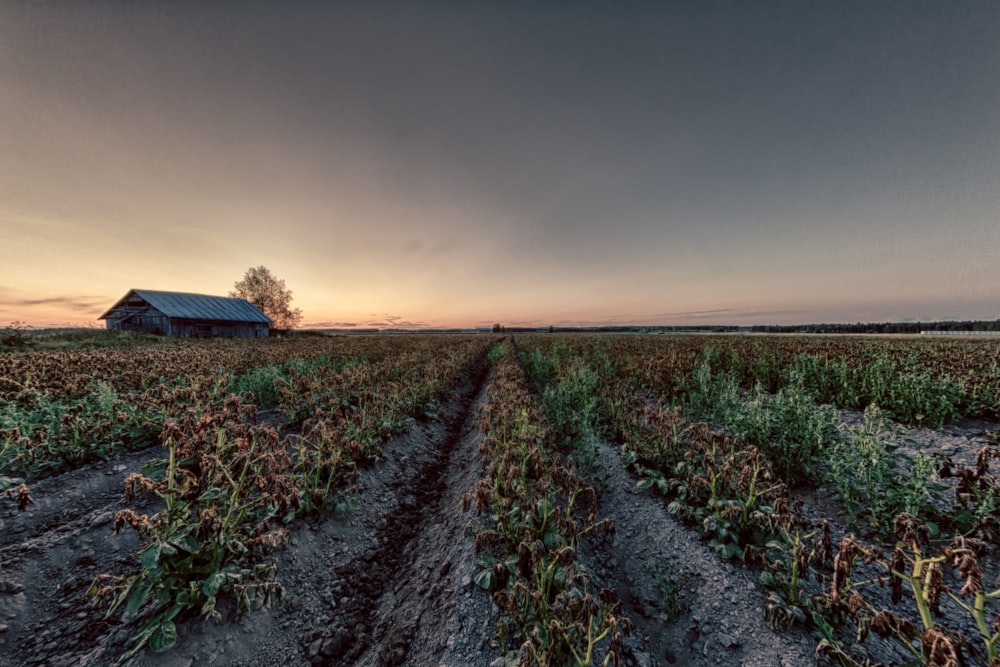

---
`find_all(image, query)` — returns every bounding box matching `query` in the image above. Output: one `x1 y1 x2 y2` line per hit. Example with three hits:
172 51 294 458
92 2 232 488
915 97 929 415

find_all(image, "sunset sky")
2 2 998 329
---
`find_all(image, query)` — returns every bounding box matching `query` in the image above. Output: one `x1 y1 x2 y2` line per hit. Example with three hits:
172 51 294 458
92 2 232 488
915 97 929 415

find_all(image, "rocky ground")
1 366 997 667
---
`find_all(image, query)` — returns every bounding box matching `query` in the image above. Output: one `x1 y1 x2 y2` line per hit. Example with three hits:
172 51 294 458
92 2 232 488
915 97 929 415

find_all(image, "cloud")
394 321 427 327
363 313 427 328
640 308 802 323
363 316 429 328
649 309 733 319
304 321 358 328
0 294 108 313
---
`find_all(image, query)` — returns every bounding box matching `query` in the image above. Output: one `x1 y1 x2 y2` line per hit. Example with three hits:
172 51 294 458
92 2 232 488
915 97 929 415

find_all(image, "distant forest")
501 320 1000 335
747 320 1000 334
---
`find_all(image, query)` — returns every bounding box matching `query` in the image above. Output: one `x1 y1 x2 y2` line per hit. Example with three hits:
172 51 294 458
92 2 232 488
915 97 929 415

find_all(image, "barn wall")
105 308 171 335
105 309 268 338
168 319 269 338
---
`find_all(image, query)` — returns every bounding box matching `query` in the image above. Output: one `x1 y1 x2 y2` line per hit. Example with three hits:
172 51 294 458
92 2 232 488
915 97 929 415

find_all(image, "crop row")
603 334 1000 426
0 335 409 401
0 336 485 481
5 332 998 664
512 334 1000 666
3 335 491 659
473 341 628 666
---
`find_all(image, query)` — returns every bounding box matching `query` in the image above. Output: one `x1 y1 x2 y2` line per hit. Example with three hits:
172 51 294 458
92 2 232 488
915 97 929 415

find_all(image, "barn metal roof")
99 289 273 323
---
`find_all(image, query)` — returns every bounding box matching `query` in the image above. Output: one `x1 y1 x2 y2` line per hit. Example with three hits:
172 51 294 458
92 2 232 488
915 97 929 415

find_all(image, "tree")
230 266 303 331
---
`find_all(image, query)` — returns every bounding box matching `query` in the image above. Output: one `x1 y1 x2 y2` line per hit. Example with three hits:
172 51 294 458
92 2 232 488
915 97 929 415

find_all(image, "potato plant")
41 335 492 659
512 333 1000 666
474 341 629 666
6 331 999 665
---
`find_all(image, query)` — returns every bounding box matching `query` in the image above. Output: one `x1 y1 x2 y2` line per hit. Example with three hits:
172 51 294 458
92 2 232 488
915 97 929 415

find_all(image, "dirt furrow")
585 442 816 667
348 367 497 667
0 449 159 667
129 363 495 667
0 361 497 667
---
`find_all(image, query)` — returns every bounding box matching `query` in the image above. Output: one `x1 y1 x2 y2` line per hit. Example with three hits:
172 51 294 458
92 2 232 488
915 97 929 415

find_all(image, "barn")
99 289 272 338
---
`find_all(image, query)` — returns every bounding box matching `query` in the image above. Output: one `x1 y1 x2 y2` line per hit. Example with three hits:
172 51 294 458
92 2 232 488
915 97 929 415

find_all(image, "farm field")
1 333 999 667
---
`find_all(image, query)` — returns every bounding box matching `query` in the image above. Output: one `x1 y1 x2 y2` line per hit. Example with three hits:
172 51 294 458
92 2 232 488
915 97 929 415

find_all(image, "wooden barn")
99 289 272 338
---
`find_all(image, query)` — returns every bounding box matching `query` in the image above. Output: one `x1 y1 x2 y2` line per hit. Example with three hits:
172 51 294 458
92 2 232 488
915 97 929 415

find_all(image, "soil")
584 440 817 667
1 366 997 667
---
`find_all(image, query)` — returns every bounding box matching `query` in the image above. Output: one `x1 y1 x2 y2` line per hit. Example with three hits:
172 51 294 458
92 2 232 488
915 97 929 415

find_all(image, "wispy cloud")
364 313 427 328
641 308 802 323
649 309 733 319
304 321 359 328
0 293 107 313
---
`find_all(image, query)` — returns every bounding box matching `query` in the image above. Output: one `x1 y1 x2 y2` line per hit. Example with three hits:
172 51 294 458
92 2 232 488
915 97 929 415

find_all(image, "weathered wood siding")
104 307 171 335
104 309 269 338
169 319 269 338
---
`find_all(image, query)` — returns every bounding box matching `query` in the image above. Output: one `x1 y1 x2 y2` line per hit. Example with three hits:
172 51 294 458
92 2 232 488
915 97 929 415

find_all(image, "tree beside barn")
230 266 303 331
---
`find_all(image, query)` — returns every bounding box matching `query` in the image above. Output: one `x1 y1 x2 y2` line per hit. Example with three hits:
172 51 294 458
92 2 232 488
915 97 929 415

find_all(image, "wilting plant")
89 397 292 659
475 341 629 666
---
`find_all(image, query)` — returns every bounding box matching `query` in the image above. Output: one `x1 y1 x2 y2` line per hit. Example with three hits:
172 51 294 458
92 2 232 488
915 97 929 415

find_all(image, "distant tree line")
490 321 1000 335
748 320 1000 334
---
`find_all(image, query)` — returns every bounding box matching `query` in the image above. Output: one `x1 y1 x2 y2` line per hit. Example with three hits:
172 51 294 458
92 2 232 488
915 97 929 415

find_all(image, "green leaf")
202 572 223 597
141 543 162 569
542 530 564 550
140 458 169 481
175 589 195 607
637 477 654 490
199 488 224 501
172 527 200 554
149 620 178 653
474 552 497 568
126 582 148 615
720 542 743 560
473 568 494 591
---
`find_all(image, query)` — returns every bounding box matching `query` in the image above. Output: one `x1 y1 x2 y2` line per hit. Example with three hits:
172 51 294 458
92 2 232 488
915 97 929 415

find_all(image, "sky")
2 1 998 329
